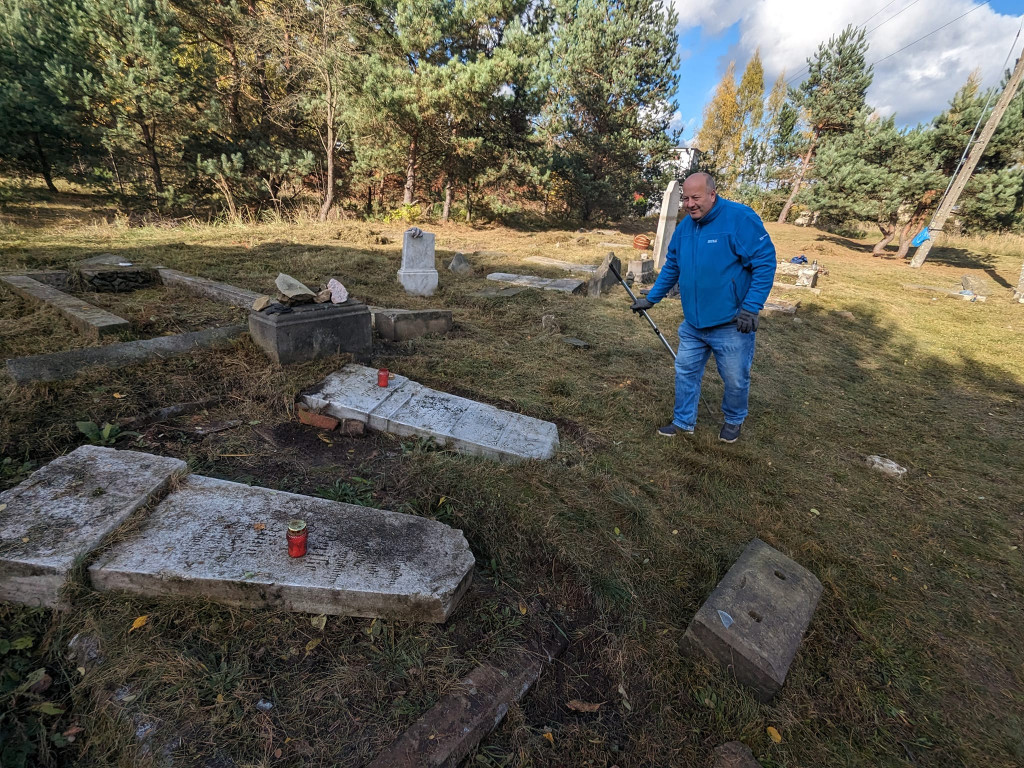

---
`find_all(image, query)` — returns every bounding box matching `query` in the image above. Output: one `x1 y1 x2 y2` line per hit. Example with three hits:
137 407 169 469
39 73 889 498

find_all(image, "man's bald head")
681 172 717 221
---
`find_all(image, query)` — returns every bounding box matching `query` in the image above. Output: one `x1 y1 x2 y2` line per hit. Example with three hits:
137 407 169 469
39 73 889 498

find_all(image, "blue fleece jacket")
646 197 777 329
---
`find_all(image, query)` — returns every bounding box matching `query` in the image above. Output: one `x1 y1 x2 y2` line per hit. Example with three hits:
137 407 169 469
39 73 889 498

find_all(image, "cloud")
675 0 1023 126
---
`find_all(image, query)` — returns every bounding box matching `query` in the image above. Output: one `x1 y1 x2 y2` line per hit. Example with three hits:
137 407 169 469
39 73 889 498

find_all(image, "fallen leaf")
253 522 266 532
317 434 333 445
810 508 820 516
274 748 283 758
0 503 6 512
543 732 554 745
35 702 64 716
304 637 321 656
22 537 29 543
242 571 256 580
129 615 149 633
216 694 225 703
310 615 327 631
767 726 782 744
112 393 124 399
567 699 602 712
76 667 86 676
672 529 678 535
518 600 528 615
613 527 620 535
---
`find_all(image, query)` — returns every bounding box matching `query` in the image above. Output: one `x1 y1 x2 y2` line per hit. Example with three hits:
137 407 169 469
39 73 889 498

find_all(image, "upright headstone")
586 252 621 298
398 229 438 297
448 252 472 275
652 180 681 271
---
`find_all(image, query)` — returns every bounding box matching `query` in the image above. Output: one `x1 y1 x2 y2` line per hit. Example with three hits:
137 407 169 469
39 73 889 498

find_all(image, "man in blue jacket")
631 172 776 443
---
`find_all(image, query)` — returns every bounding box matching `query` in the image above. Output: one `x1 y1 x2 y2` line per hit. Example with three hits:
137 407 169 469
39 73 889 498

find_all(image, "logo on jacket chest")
706 239 718 244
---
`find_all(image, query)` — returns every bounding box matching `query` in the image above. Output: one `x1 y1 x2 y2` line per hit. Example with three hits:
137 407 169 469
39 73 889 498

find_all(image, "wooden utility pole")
910 50 1024 269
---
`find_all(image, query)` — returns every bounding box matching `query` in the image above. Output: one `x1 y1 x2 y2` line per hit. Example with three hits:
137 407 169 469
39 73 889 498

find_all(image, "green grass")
1 187 1023 766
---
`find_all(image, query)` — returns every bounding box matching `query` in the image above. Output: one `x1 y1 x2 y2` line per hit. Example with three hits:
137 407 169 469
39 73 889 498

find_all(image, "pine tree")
540 0 679 220
778 25 873 222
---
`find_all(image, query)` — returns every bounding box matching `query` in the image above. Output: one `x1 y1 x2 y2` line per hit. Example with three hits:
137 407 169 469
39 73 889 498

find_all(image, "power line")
867 4 984 67
858 0 904 28
865 0 924 35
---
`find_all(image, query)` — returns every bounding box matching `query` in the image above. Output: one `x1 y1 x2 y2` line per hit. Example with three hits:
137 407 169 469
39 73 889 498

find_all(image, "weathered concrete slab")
795 268 818 288
523 256 598 273
371 307 453 342
762 300 798 316
89 475 475 622
5 325 245 384
157 268 261 308
586 252 621 297
902 283 987 302
653 180 681 271
486 273 585 295
771 282 821 295
0 274 129 339
775 261 819 277
683 538 822 702
249 301 371 364
0 446 186 608
366 617 566 767
626 258 654 285
0 270 72 291
300 365 559 462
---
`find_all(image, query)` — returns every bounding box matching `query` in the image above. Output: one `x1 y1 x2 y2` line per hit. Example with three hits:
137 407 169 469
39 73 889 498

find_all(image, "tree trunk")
403 135 418 206
318 120 335 222
31 133 58 193
138 115 164 195
777 133 817 223
441 177 453 222
872 222 897 256
898 190 939 261
366 184 372 215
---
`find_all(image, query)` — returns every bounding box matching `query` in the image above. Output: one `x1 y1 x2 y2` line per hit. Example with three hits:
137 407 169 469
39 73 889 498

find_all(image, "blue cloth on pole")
911 228 930 247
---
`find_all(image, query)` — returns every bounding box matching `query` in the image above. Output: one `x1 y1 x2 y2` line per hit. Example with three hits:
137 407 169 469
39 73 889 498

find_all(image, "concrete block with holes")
682 538 822 702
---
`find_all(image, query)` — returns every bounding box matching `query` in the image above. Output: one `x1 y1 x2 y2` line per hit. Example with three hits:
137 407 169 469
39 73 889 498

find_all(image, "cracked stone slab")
89 475 475 622
523 256 598 273
5 325 245 384
682 539 822 702
300 365 559 461
485 273 585 295
0 274 129 339
157 268 261 308
0 446 186 608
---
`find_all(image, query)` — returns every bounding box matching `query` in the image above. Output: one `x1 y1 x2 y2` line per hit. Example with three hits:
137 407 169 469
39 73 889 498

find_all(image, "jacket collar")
692 196 724 226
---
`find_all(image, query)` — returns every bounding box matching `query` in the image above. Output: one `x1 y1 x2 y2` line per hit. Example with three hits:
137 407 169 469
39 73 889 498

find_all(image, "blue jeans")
673 320 756 430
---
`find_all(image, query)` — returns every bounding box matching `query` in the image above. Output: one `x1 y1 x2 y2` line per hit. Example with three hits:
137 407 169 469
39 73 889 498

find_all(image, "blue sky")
671 0 1024 145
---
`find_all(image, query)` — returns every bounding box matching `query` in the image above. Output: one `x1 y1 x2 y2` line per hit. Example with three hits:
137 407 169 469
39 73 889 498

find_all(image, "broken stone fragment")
275 273 316 300
866 455 907 478
448 252 471 275
315 289 332 303
327 278 348 303
252 295 273 311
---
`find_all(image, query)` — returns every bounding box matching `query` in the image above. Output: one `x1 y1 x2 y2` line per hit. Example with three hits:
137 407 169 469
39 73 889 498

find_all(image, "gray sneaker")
719 422 742 443
658 423 694 437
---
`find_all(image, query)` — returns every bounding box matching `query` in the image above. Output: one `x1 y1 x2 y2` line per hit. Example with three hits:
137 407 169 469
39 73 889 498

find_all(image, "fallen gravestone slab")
249 301 371 364
5 325 245 384
300 364 559 462
366 616 566 767
79 266 157 293
762 300 798 316
683 538 822 702
866 455 907 478
771 282 821 295
89 474 475 622
0 446 186 608
775 261 820 277
0 274 130 339
960 275 988 296
902 283 987 302
486 272 585 295
157 268 261 308
524 256 598 273
371 307 453 342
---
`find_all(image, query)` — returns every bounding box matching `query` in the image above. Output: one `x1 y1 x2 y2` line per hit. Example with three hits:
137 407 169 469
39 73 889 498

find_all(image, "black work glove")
631 297 654 314
735 309 759 333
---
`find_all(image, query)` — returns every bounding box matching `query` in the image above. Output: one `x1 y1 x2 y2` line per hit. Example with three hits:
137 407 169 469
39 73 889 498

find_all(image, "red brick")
296 408 338 431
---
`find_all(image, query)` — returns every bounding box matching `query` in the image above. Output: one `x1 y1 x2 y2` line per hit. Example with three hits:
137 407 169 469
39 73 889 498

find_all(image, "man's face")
682 177 717 221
